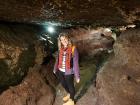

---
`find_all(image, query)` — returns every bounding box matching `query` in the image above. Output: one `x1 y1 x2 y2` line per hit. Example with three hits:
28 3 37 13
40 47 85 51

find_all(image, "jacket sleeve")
73 47 80 80
53 56 59 74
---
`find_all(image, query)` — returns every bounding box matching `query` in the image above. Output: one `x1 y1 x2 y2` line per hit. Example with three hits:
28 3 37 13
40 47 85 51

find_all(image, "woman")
53 32 80 105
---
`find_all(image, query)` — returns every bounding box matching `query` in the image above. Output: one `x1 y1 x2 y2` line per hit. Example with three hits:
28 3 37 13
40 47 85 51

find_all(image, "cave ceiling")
0 0 140 27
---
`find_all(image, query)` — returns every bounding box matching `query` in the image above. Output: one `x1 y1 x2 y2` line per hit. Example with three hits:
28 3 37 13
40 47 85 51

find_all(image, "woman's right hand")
53 69 56 74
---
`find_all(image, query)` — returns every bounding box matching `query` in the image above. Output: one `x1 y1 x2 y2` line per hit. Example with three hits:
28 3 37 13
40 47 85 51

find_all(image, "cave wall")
95 28 140 105
0 68 55 105
0 22 58 105
69 27 115 57
0 23 39 90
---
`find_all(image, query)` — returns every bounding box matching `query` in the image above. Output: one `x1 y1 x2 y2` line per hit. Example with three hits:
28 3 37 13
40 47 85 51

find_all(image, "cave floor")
53 58 97 105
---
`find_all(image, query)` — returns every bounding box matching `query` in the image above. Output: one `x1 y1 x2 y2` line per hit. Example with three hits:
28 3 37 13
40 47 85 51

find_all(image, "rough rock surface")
0 0 140 25
0 23 40 90
76 84 97 105
70 28 115 57
40 57 59 89
95 28 140 105
0 67 54 105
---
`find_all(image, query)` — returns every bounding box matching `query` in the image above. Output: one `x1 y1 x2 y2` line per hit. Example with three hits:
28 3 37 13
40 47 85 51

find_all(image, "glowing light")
47 26 55 33
44 34 51 39
48 40 54 44
40 36 46 40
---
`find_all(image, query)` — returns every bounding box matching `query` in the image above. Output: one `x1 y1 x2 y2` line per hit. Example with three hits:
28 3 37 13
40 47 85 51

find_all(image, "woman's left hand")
76 79 80 83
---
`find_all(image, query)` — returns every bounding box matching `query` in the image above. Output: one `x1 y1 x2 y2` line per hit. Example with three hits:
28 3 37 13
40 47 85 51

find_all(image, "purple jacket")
53 47 80 80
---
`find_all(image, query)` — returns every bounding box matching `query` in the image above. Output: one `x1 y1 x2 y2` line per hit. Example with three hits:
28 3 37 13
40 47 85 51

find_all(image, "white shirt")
59 51 66 72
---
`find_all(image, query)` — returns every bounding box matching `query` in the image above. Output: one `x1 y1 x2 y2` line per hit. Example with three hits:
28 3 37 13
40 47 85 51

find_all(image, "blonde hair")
58 32 73 50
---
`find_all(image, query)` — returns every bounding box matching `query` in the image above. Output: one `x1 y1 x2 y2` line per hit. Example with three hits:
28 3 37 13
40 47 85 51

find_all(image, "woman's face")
60 36 69 47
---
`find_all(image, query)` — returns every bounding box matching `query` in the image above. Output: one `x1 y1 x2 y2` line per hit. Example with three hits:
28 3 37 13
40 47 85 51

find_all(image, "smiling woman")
53 32 80 105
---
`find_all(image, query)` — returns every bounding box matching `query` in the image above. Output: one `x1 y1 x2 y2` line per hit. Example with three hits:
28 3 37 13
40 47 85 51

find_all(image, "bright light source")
47 26 55 33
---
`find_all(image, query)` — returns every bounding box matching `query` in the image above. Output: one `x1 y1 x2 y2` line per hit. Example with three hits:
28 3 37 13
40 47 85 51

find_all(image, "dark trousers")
56 70 75 100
